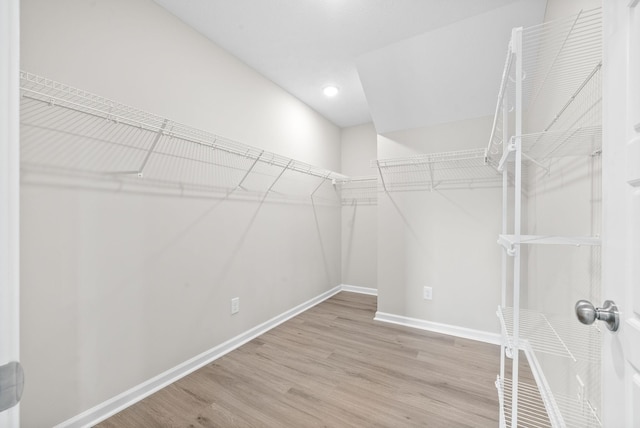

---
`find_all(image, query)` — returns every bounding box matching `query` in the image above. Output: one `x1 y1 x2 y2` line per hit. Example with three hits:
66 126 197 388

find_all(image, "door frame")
602 1 639 427
0 0 21 425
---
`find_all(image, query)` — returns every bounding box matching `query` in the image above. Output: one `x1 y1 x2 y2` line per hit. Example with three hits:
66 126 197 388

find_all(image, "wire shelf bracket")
235 150 264 191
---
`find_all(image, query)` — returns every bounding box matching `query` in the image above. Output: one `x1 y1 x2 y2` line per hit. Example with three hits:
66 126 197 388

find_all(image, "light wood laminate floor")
98 292 503 427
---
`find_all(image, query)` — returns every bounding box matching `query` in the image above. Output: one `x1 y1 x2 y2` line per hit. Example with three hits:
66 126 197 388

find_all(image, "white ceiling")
153 0 547 131
358 0 547 133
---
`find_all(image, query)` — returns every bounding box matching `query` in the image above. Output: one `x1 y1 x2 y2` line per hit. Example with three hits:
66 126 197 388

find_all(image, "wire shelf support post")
510 26 524 428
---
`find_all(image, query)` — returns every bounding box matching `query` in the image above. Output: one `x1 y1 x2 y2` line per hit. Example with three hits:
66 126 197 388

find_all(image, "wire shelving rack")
490 8 603 428
20 71 347 202
488 8 602 173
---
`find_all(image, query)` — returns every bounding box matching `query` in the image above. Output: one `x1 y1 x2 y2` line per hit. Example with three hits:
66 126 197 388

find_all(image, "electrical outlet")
423 286 433 300
231 297 240 315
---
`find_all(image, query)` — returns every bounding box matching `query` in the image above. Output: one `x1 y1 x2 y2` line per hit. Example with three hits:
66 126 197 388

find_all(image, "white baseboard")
56 285 343 428
339 284 378 296
374 311 501 345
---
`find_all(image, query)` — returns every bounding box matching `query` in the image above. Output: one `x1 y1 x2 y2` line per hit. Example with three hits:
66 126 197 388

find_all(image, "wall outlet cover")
423 286 433 300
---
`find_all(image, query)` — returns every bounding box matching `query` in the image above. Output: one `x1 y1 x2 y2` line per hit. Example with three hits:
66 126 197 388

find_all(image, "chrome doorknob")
575 299 619 332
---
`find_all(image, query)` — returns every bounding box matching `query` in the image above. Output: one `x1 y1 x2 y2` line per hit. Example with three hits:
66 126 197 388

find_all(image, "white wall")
340 123 377 289
376 116 502 333
20 1 341 426
341 123 377 177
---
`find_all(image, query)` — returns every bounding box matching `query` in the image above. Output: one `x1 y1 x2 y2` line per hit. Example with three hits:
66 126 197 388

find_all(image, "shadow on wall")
19 166 341 427
311 197 334 286
386 192 428 251
377 181 502 331
21 168 340 308
377 191 430 317
342 201 358 280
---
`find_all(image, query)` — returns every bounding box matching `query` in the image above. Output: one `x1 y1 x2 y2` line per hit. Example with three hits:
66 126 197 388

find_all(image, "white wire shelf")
497 234 600 255
487 8 602 167
498 304 602 427
497 125 601 174
498 306 601 366
339 176 378 206
19 71 347 200
497 376 551 428
520 9 602 118
522 126 602 160
497 376 600 428
372 148 502 192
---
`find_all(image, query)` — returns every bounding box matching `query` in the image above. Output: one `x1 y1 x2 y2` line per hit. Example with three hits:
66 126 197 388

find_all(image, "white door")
601 1 640 427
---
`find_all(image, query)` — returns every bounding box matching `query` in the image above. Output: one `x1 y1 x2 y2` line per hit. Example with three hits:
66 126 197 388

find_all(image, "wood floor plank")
97 292 503 427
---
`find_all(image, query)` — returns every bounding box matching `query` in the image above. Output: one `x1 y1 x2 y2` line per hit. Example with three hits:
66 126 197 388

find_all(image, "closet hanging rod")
20 71 348 183
486 8 601 160
529 11 585 107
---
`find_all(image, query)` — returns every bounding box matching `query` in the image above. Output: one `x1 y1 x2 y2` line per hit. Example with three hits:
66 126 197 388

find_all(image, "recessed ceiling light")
323 86 339 97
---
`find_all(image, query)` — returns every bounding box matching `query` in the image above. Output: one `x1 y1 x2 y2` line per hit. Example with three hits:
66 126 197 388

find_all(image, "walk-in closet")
1 0 638 427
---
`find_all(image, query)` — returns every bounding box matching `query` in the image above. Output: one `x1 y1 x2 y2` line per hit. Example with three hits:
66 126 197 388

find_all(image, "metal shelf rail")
20 71 347 201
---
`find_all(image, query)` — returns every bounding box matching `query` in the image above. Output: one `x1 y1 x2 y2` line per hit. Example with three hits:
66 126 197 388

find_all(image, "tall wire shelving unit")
488 8 603 427
19 71 348 203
